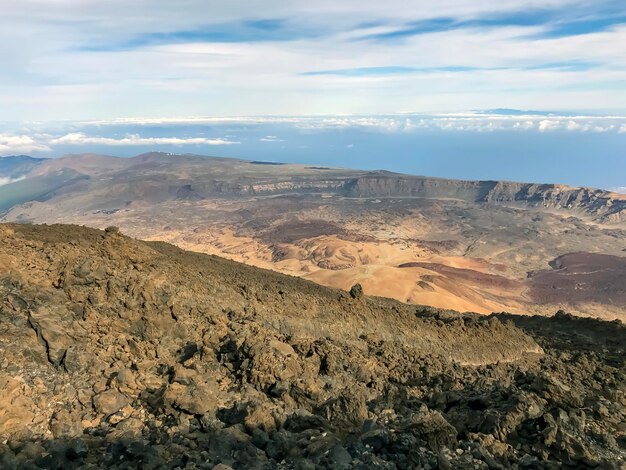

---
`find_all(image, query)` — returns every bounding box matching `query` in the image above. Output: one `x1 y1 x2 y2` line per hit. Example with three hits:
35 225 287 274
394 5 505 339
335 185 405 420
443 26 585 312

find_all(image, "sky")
0 0 625 189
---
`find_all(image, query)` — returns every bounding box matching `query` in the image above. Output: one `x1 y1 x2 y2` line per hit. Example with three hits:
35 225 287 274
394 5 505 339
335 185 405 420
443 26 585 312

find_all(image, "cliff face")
487 182 626 223
482 181 626 219
227 172 625 223
341 175 496 201
174 171 625 224
340 175 626 222
8 154 623 224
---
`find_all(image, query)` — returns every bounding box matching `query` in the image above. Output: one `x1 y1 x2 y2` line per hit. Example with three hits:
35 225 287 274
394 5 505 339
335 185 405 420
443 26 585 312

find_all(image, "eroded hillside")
1 152 626 319
0 224 624 469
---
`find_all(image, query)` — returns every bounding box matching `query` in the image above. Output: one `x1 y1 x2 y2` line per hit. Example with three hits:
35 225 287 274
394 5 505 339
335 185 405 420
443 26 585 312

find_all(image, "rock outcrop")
341 174 626 223
0 223 624 469
3 153 625 223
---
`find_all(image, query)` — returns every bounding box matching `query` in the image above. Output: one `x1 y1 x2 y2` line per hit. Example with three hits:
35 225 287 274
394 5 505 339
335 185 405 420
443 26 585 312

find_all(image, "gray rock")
349 283 364 299
327 444 352 468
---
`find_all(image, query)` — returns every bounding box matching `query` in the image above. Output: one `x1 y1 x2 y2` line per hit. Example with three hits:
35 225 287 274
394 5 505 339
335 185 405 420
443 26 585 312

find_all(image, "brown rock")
319 388 369 428
401 408 458 452
28 306 75 367
93 390 130 415
0 378 36 438
164 382 217 415
50 409 83 438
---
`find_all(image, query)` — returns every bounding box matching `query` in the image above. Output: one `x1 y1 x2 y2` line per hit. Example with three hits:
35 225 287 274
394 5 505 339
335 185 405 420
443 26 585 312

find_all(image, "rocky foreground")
0 224 624 469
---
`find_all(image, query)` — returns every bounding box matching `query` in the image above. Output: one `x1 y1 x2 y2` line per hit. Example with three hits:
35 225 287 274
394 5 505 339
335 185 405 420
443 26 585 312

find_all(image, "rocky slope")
0 155 45 180
2 153 625 319
0 223 624 469
2 153 626 222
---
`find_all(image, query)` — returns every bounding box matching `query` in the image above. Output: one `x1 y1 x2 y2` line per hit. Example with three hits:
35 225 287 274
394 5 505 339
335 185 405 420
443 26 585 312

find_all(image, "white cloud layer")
0 134 51 154
77 113 626 133
259 135 285 142
49 133 240 146
1 112 625 157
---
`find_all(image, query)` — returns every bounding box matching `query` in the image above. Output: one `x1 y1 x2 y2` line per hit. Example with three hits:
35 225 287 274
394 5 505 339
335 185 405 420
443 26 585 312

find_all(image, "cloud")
303 66 418 76
0 134 51 154
82 19 323 52
609 186 626 194
1 0 625 120
285 113 626 133
56 113 626 134
528 14 626 39
0 176 26 186
49 133 240 146
0 112 625 157
302 61 602 78
302 65 492 76
82 116 310 126
425 114 623 133
360 10 626 42
538 119 563 132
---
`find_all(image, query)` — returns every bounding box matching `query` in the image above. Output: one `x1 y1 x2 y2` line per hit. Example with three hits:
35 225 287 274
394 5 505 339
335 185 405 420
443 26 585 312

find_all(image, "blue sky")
1 113 625 190
1 0 625 120
0 1 625 189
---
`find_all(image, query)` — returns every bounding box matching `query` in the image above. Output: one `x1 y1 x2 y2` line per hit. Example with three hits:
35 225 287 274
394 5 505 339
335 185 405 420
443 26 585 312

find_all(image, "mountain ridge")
4 152 624 222
1 152 625 319
0 155 47 180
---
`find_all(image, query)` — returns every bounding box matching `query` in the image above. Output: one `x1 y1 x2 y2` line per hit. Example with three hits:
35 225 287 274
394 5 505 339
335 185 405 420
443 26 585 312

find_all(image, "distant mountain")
1 152 625 319
8 152 625 223
0 155 47 180
479 108 577 116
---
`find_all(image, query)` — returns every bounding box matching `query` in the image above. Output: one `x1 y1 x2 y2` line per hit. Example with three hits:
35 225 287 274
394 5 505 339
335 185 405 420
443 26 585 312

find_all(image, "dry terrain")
0 223 624 468
1 152 625 320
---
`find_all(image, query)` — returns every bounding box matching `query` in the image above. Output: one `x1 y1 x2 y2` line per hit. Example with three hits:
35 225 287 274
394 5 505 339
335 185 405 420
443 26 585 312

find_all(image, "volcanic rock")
0 223 623 469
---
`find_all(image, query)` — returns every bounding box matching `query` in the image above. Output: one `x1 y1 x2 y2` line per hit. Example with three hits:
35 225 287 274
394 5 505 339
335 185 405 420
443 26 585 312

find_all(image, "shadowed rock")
0 223 623 469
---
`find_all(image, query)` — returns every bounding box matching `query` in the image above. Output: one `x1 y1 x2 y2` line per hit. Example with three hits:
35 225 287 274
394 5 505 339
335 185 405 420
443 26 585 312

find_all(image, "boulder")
400 408 458 452
93 390 130 415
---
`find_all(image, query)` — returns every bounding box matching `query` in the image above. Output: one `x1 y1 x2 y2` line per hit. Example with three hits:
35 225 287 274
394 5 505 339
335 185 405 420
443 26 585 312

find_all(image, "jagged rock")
213 465 234 470
400 408 458 452
251 427 270 449
93 390 130 415
318 388 369 428
50 410 83 438
0 377 36 437
349 283 364 299
284 411 331 433
0 224 623 469
163 382 218 416
327 444 353 468
542 409 598 465
360 428 390 451
16 441 46 462
28 306 75 367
